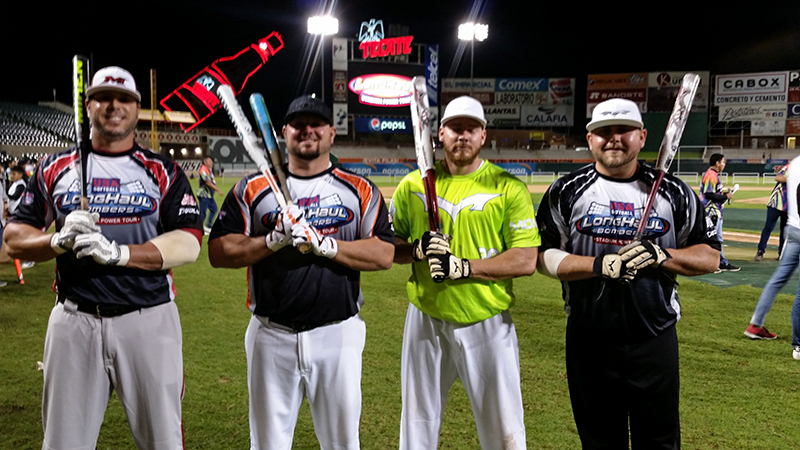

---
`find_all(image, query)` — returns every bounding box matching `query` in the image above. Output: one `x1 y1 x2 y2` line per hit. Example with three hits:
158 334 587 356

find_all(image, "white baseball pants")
245 313 366 450
399 304 527 450
41 300 184 450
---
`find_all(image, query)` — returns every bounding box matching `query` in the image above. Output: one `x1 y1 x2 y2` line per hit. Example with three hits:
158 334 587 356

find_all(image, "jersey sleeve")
536 179 570 252
158 165 203 232
362 187 395 244
9 162 54 229
502 177 540 248
388 174 413 242
210 178 251 239
684 183 722 250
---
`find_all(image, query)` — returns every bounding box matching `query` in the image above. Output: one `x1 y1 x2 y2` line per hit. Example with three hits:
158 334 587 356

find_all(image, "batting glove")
50 210 101 254
291 222 338 259
411 231 451 261
618 240 672 270
73 233 130 266
592 254 636 281
428 252 471 282
266 205 305 253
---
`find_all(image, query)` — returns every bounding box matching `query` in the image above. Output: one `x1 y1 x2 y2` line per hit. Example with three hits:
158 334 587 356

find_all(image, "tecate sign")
349 74 414 107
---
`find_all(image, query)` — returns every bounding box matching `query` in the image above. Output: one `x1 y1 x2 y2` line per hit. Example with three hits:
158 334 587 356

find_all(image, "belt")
60 299 142 318
268 318 343 333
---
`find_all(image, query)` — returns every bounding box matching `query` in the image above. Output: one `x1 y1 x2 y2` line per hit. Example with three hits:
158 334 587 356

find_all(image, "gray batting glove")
50 210 101 254
618 240 672 270
428 252 471 282
593 254 636 281
73 233 130 266
411 231 451 261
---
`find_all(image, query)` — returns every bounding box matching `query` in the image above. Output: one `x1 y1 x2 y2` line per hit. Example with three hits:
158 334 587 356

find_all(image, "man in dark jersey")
3 66 202 450
536 98 719 449
208 95 394 450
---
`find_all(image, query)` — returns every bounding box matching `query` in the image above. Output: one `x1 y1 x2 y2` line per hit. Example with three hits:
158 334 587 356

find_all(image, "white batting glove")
265 205 305 253
593 254 636 281
618 240 672 270
73 233 130 266
428 252 471 282
50 210 101 254
291 222 338 259
411 231 451 261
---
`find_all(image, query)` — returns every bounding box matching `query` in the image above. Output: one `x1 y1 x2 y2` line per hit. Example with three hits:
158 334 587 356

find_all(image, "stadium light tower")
458 22 489 96
308 16 339 102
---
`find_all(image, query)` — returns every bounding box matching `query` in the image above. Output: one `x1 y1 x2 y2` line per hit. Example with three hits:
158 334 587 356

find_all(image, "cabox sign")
349 74 414 107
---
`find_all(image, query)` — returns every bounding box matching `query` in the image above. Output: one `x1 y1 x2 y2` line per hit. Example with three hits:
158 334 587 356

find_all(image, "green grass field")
2 176 799 449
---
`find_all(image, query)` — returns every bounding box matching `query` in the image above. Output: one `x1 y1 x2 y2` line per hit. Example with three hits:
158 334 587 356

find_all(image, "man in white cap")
535 98 719 449
4 66 202 449
390 95 540 449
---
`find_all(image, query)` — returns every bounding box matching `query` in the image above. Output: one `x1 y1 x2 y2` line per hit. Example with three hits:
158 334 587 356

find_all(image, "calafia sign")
349 74 413 107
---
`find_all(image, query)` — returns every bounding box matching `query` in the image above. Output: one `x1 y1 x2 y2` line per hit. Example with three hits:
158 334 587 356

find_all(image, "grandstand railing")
733 172 760 184
674 172 699 184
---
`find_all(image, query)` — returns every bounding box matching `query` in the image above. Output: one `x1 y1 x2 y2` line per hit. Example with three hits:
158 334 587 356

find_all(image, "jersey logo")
414 192 502 224
56 179 158 223
298 194 354 231
576 201 670 245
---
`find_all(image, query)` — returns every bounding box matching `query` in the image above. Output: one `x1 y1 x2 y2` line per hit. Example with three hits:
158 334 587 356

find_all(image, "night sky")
3 0 800 129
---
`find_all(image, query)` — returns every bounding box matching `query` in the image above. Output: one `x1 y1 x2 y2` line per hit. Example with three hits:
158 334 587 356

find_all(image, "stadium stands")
0 101 73 147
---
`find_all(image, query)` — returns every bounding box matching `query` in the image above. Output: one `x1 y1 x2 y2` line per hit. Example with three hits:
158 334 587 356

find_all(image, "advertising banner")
494 91 550 105
332 37 348 71
647 86 709 112
789 70 800 102
549 78 575 104
442 91 494 105
789 103 800 119
587 73 648 90
751 120 786 136
333 70 348 103
718 104 786 122
441 78 496 92
333 103 348 134
425 44 439 107
340 162 417 177
493 162 536 176
520 104 574 127
714 71 789 105
483 105 520 127
354 117 413 133
786 119 800 135
495 78 548 92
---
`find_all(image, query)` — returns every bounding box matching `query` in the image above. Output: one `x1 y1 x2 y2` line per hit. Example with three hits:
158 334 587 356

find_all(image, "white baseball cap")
86 66 141 102
441 96 486 128
586 98 643 132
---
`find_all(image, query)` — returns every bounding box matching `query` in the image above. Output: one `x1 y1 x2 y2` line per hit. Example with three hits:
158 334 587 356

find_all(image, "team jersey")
537 163 720 339
767 164 788 211
211 164 394 328
11 144 203 306
700 168 725 217
7 178 26 214
390 160 540 324
197 165 215 198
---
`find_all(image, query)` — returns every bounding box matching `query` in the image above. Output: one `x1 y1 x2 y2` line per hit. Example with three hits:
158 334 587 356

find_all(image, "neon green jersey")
390 160 540 323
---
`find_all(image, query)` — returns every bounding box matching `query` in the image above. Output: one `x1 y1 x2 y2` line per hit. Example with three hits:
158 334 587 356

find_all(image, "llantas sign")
349 74 414 107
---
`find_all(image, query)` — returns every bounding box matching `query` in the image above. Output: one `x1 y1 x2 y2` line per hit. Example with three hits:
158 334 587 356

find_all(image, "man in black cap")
207 95 395 450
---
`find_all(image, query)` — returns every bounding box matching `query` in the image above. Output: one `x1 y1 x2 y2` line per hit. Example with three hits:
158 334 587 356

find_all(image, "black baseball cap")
284 95 332 125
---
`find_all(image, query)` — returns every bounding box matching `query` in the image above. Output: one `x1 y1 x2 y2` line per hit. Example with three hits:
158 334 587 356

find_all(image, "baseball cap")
284 95 332 125
86 66 141 102
441 96 486 128
586 98 643 132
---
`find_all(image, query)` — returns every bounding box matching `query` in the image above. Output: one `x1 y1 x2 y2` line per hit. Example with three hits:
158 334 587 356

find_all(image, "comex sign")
349 74 414 107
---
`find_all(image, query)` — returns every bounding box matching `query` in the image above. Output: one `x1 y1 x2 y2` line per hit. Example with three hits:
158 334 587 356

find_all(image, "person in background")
754 164 788 261
197 156 224 235
700 153 739 272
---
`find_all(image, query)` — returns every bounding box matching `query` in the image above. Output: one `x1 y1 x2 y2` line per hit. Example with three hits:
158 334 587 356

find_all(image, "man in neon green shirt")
390 96 540 449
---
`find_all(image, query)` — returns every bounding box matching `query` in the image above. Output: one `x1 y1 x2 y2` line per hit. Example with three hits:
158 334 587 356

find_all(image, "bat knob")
433 274 446 284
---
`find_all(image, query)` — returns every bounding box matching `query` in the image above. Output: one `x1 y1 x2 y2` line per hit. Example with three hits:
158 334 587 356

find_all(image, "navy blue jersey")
537 163 720 339
211 164 394 327
12 144 203 306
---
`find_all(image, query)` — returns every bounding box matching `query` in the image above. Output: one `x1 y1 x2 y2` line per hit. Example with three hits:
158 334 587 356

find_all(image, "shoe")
793 346 800 360
0 280 6 287
203 227 212 236
754 250 764 262
744 324 777 340
718 263 741 272
20 261 34 269
714 268 722 274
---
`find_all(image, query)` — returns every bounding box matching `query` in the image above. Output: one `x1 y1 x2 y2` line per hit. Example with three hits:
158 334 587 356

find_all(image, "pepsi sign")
354 117 412 133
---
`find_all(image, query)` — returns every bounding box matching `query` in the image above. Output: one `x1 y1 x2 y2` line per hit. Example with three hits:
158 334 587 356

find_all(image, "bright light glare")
458 22 489 41
308 16 339 35
181 148 187 155
195 147 202 154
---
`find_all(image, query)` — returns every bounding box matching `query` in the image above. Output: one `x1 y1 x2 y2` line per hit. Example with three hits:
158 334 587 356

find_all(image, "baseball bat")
248 93 311 253
216 85 310 253
634 73 701 240
72 55 91 211
410 76 442 234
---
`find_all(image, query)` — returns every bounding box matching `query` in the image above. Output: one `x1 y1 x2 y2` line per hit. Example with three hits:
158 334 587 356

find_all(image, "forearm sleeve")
150 229 201 269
